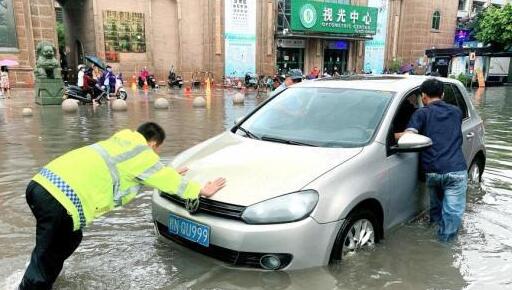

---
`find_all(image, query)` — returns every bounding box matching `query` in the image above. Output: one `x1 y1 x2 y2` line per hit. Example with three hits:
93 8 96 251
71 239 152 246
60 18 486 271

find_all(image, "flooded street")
1 86 511 290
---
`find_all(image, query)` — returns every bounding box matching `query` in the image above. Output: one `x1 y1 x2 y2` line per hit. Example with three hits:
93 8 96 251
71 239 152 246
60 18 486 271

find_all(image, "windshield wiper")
260 135 318 147
237 126 260 140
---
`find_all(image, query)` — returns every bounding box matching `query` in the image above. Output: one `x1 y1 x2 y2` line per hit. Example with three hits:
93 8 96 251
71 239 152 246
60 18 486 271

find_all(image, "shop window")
277 0 292 31
432 11 441 30
458 0 466 11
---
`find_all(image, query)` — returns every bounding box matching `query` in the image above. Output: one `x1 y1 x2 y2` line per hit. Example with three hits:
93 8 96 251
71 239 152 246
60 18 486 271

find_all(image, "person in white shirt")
77 65 85 88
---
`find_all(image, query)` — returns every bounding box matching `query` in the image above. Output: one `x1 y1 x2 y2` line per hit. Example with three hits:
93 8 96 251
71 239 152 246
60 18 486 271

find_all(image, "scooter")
168 66 183 88
147 74 158 89
244 72 258 89
65 82 127 104
65 82 106 104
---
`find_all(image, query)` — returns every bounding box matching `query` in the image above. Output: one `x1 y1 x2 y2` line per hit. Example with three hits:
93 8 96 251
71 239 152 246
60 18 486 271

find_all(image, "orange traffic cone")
131 74 137 90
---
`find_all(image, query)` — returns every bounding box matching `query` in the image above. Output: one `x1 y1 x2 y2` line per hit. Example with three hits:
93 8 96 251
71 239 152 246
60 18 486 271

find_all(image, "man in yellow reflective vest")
19 122 226 290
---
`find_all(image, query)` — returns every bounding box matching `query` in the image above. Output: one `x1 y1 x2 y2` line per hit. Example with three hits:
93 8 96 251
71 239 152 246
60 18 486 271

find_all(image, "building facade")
60 0 376 82
0 0 58 87
1 0 473 88
385 0 459 73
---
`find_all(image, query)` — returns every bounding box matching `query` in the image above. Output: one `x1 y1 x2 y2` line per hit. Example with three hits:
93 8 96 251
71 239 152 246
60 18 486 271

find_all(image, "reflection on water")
0 87 511 289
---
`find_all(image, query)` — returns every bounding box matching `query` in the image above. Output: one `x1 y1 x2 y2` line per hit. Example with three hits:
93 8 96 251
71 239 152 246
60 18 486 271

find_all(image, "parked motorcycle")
244 72 258 89
168 66 183 88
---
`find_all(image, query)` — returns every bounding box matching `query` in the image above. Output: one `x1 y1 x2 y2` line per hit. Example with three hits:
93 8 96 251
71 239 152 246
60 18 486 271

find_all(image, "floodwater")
0 86 511 290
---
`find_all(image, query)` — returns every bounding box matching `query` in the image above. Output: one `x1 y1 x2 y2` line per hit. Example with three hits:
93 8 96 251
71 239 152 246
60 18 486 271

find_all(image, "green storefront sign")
291 0 378 35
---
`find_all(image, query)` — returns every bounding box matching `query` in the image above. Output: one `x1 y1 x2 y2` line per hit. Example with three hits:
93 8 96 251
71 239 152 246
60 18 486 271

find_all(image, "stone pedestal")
35 78 64 105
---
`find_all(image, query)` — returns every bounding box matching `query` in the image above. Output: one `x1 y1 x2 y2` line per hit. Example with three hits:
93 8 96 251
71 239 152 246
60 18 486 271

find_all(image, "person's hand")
200 178 226 198
177 167 188 176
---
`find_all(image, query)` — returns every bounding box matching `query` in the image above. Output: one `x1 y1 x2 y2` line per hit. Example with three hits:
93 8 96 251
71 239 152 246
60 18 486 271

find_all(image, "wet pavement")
0 86 511 290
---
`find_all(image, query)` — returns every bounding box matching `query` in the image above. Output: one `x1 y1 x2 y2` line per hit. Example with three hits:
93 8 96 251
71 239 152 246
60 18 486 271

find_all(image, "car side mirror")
392 133 432 153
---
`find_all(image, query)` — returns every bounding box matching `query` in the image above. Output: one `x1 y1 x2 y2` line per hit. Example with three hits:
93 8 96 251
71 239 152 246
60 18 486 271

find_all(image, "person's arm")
133 150 226 199
394 109 426 141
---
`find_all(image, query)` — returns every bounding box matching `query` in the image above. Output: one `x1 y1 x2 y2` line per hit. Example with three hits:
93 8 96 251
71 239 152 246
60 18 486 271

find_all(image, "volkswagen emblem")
185 198 200 214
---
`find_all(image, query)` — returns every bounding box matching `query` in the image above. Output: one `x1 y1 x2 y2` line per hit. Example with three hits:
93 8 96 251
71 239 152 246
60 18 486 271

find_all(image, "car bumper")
152 191 343 270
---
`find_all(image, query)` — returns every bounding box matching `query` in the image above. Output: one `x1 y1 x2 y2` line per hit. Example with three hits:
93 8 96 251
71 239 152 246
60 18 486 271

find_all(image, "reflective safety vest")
33 129 201 231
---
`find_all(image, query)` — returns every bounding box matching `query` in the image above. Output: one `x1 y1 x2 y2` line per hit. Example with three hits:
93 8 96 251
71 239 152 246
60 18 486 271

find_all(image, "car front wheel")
468 160 482 185
330 209 378 263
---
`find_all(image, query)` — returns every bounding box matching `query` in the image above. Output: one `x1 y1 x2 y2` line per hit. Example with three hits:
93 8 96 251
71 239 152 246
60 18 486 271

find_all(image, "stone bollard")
61 99 78 113
192 96 206 107
112 99 128 111
233 92 245 104
154 97 170 109
22 108 33 117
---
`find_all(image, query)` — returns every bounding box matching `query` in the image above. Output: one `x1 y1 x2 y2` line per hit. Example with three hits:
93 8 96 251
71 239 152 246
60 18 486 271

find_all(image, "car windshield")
238 87 394 148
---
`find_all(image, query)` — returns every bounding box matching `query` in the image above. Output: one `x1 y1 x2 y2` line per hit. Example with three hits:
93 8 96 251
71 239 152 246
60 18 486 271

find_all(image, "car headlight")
241 190 319 224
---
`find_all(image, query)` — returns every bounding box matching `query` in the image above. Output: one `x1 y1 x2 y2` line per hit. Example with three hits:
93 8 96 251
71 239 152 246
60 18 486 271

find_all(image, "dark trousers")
20 181 83 290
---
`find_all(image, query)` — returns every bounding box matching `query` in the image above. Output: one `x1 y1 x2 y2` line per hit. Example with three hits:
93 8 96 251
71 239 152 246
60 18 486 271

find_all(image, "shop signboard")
291 0 378 35
225 0 256 77
277 39 306 48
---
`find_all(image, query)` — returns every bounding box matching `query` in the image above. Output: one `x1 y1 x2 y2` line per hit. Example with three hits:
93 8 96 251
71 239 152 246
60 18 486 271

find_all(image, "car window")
239 87 394 148
443 84 457 106
393 89 420 133
450 84 469 119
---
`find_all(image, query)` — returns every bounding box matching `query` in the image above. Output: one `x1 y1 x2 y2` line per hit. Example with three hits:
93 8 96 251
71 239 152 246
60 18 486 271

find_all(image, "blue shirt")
406 100 467 174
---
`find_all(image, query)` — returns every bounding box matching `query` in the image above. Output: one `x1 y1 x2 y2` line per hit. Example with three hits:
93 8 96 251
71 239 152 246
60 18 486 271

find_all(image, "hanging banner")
225 0 256 77
363 0 388 74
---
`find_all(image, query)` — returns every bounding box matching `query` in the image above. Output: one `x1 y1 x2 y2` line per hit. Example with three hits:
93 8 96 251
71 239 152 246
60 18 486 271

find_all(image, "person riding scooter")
99 66 116 94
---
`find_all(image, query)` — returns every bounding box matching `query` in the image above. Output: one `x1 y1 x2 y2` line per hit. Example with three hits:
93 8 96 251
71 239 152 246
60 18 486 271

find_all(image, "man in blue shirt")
397 78 468 242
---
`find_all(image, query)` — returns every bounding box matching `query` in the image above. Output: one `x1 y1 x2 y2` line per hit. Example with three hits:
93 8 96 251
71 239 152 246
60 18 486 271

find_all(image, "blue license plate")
168 214 210 247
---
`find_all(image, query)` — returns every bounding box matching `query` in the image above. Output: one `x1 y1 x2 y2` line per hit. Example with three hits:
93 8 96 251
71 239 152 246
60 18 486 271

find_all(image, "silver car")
152 75 485 270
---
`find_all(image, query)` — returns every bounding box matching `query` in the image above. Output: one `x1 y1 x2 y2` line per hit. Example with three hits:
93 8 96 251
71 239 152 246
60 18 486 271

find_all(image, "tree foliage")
474 4 512 49
56 22 66 50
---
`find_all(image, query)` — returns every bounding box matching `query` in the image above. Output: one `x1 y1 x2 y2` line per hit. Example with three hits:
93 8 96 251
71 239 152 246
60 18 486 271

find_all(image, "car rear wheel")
330 209 378 263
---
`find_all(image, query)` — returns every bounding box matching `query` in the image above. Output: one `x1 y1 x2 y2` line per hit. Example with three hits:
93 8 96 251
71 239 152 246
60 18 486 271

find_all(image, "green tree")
56 22 66 50
474 4 512 49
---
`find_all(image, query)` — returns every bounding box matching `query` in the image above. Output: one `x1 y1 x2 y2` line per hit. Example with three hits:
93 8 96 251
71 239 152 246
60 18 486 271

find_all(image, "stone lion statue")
35 41 61 79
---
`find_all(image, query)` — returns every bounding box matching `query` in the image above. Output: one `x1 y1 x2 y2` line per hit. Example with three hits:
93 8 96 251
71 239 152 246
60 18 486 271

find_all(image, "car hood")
170 132 362 206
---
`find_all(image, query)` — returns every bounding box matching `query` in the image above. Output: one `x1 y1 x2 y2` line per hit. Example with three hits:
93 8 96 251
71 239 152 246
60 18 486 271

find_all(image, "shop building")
275 0 376 76
0 0 58 88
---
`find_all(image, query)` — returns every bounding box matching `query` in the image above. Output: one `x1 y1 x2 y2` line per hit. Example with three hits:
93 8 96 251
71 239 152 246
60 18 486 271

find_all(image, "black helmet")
287 69 303 80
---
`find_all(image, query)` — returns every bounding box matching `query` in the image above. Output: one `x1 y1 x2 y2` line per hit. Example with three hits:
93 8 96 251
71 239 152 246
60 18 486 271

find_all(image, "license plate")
169 214 210 247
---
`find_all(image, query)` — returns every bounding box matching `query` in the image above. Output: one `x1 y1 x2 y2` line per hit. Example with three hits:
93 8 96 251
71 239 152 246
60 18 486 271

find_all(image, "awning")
275 32 373 41
425 46 512 58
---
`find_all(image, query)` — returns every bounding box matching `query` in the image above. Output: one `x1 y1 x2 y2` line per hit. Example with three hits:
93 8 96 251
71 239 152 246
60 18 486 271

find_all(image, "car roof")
293 75 462 93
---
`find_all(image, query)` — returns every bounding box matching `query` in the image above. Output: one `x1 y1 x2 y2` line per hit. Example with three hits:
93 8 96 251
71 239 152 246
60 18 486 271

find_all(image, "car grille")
155 221 292 269
160 193 246 220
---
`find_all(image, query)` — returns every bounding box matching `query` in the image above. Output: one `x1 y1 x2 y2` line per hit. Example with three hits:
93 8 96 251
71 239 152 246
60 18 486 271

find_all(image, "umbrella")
0 59 19 67
84 55 106 70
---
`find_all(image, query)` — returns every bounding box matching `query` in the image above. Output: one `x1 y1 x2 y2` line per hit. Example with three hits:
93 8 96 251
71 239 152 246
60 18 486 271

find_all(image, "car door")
442 83 475 165
382 89 427 229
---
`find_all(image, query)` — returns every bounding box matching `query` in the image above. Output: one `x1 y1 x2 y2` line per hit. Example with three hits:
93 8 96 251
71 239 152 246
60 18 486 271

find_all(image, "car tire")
329 209 379 263
468 159 483 185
